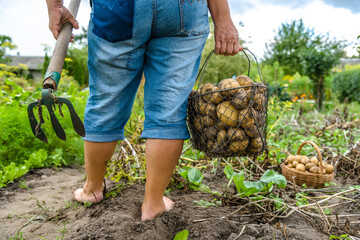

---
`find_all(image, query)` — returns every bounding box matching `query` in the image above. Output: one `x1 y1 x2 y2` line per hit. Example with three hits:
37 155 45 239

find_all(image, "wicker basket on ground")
282 141 334 188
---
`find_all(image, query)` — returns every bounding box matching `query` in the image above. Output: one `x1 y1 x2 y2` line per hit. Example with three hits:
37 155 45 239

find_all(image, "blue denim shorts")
84 0 209 142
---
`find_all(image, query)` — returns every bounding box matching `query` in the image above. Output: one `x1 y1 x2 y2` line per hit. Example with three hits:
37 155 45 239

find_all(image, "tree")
0 35 17 63
264 19 345 111
301 49 339 110
264 19 344 76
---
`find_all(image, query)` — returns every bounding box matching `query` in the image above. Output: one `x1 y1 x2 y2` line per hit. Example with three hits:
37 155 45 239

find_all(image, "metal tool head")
27 88 85 143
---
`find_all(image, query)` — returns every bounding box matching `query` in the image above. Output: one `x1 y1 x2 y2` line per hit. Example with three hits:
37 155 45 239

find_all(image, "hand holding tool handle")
44 0 81 90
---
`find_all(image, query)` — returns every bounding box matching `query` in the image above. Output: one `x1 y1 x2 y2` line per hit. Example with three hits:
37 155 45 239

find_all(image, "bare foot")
74 185 104 203
141 196 175 221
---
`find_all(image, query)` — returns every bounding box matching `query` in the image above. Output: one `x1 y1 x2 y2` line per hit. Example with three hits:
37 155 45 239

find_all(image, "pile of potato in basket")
187 75 268 157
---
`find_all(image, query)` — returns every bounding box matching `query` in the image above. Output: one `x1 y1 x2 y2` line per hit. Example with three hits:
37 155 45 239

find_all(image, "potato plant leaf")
224 165 235 180
187 168 203 186
260 170 287 188
233 170 287 196
173 230 189 240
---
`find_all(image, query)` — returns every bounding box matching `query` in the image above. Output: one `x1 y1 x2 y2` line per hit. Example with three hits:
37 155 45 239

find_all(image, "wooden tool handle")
46 0 81 74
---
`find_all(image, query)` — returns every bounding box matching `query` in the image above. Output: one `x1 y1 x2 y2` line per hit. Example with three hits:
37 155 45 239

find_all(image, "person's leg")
74 141 117 202
140 0 209 220
141 139 183 221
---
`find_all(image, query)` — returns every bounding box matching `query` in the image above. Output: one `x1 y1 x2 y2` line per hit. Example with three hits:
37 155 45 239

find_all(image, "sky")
0 0 359 59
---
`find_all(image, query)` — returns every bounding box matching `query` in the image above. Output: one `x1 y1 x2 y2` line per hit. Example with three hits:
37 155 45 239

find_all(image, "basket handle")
296 141 324 175
195 48 264 92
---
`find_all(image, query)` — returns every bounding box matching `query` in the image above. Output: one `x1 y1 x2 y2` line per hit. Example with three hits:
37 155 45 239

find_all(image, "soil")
0 165 359 240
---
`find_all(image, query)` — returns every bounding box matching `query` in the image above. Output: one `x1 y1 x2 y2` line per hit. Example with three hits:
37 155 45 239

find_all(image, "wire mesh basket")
187 49 269 158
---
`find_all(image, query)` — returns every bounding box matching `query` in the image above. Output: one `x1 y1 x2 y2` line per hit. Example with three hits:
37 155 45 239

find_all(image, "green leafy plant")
178 167 219 195
232 170 287 197
193 199 221 208
330 234 351 240
173 229 189 240
295 192 309 206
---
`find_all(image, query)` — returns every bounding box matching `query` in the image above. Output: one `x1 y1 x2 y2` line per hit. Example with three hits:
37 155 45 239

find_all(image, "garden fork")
27 0 85 143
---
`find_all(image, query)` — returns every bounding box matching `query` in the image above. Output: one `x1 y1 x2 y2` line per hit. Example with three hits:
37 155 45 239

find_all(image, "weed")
9 231 26 240
19 180 30 190
329 234 351 240
295 192 309 206
83 201 93 208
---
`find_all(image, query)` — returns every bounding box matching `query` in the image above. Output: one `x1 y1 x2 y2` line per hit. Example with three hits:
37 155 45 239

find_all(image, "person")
46 0 242 221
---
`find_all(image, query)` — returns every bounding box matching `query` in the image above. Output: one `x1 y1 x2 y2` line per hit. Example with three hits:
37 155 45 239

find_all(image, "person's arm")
46 0 79 40
207 0 242 56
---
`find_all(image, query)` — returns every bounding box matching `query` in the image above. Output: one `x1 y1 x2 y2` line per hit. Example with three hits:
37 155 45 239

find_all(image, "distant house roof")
340 58 360 66
8 56 44 70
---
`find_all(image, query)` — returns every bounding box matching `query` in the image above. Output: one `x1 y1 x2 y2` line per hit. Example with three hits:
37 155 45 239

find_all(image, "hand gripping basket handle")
44 0 81 89
296 141 324 175
194 48 264 93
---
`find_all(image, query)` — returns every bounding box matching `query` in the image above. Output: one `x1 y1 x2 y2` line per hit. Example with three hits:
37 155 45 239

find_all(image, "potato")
213 141 227 151
309 166 319 174
292 161 299 167
253 93 265 111
321 162 328 167
205 102 217 116
229 138 249 153
284 159 289 165
325 165 334 174
227 128 246 141
245 125 261 138
238 108 257 128
291 155 302 164
256 83 267 94
300 156 310 165
218 78 240 97
217 129 228 144
202 115 216 127
287 163 293 168
195 98 207 115
310 157 319 166
296 163 306 172
193 116 203 131
189 89 198 98
205 126 218 140
207 140 215 150
209 87 223 104
200 83 216 102
232 88 250 110
286 155 297 164
250 137 263 150
305 163 316 171
236 75 254 90
216 101 239 127
215 121 227 131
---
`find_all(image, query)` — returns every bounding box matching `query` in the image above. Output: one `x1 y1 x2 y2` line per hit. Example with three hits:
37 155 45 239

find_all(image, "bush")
332 69 360 103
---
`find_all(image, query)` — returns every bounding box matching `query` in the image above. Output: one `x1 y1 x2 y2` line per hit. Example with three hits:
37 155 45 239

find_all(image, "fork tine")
57 97 85 137
27 101 48 143
45 105 66 141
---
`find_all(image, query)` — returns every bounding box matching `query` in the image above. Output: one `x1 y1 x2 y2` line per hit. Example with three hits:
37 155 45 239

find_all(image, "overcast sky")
0 0 359 59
